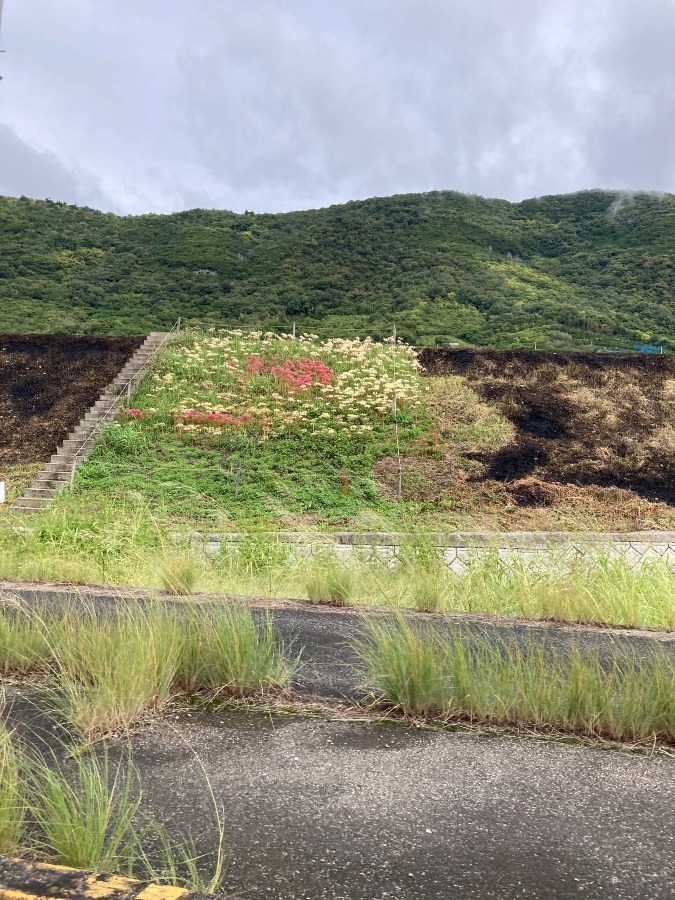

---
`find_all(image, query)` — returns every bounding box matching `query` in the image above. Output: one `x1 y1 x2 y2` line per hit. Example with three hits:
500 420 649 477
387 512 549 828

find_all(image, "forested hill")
0 189 673 348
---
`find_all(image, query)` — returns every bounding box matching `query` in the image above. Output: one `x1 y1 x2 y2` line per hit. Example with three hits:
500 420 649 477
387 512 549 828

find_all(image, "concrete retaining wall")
176 531 675 572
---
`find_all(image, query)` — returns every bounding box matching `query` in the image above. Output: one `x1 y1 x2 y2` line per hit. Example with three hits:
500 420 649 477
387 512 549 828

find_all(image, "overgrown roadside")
2 582 674 746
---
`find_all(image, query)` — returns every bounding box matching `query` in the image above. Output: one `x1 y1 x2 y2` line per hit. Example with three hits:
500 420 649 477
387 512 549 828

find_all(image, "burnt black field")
0 334 144 463
418 349 675 505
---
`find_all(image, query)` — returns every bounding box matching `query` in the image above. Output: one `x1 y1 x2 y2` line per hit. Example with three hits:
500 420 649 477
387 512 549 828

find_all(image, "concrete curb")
174 530 675 571
177 529 675 546
0 858 217 900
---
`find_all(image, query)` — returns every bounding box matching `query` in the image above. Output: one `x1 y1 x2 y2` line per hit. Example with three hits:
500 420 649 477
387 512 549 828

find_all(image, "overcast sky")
0 0 673 215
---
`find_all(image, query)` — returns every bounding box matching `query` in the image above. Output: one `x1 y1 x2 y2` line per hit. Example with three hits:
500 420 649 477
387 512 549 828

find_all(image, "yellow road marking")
0 861 194 900
136 887 189 900
84 874 138 898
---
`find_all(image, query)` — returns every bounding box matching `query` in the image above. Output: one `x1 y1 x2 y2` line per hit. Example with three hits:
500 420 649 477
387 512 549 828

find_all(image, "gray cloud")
0 124 107 206
1 0 673 213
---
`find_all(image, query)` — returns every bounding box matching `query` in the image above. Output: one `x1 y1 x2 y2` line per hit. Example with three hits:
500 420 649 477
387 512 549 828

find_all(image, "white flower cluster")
144 329 421 441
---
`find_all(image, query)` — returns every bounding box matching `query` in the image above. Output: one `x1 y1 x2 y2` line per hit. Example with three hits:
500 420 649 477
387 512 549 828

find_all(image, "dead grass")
0 463 42 504
375 352 675 531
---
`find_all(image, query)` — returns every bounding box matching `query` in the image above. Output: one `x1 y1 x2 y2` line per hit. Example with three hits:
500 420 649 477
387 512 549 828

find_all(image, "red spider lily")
244 355 333 390
123 408 143 420
178 410 253 427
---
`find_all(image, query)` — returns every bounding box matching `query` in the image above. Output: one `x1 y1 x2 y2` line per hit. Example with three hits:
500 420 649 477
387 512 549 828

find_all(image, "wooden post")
70 459 76 489
177 317 181 334
234 460 242 499
292 321 296 339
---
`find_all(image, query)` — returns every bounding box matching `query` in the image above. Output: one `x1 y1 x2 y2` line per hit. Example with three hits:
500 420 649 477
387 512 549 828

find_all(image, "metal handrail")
68 319 182 487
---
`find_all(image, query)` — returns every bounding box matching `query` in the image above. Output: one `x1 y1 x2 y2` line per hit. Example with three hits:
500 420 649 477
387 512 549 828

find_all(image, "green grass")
0 602 295 742
0 724 25 855
0 605 52 674
356 616 675 743
159 553 200 596
0 724 226 891
176 605 295 696
29 750 141 871
1 506 674 631
62 329 424 526
305 557 354 606
51 605 183 742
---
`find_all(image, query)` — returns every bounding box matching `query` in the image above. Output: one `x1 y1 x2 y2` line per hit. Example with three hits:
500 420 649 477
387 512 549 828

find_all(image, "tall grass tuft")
177 605 295 697
159 553 200 596
0 724 25 855
0 601 294 739
52 605 183 742
0 605 52 674
29 750 141 871
305 557 354 606
407 568 451 614
357 616 675 743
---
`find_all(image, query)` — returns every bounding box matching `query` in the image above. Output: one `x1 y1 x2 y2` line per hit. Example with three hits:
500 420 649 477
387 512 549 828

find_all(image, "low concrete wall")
176 531 675 572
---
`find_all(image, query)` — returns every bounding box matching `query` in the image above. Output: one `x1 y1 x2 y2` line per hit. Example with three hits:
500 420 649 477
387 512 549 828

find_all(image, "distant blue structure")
633 344 662 354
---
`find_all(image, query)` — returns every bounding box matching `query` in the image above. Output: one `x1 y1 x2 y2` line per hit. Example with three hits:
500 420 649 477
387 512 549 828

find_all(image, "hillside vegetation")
0 190 673 348
16 331 667 532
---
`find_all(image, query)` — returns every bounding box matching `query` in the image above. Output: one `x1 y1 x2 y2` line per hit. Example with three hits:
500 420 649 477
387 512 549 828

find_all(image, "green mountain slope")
0 189 673 348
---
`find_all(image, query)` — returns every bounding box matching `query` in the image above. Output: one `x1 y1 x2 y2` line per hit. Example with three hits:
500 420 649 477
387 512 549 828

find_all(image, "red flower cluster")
177 410 272 428
178 410 252 427
123 408 144 420
245 355 333 390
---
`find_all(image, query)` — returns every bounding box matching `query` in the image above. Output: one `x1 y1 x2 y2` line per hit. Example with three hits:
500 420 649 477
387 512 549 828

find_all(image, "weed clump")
306 558 354 606
0 602 295 742
357 615 675 743
29 751 141 871
52 605 183 741
0 725 24 855
177 605 294 696
160 553 200 596
0 731 227 893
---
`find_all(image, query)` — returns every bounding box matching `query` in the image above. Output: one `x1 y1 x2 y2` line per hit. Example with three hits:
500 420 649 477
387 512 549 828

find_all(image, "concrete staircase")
13 332 170 515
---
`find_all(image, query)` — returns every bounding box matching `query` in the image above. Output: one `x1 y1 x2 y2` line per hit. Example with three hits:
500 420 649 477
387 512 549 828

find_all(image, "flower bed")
73 330 425 523
142 330 421 445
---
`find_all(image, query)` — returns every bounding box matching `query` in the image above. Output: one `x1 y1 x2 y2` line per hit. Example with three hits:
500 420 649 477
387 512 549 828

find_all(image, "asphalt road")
109 710 675 899
1 583 674 899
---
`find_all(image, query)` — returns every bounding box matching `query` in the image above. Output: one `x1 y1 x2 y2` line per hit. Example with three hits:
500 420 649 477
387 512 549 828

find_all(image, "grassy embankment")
1 330 674 631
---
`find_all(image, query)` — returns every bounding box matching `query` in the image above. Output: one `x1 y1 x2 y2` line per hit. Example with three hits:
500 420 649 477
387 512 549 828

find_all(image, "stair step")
24 487 58 498
32 477 69 489
14 498 50 510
